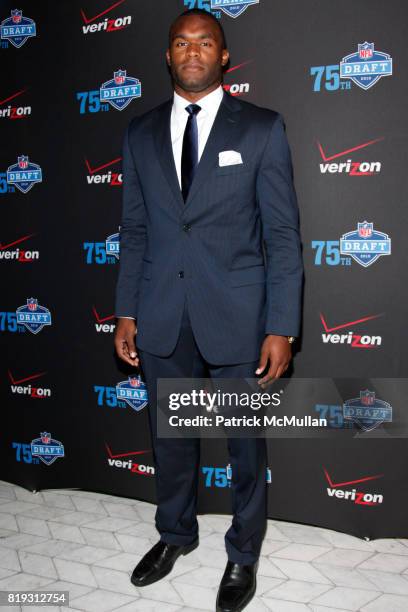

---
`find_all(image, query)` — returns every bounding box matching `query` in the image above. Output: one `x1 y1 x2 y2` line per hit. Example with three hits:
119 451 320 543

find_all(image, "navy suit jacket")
115 91 303 365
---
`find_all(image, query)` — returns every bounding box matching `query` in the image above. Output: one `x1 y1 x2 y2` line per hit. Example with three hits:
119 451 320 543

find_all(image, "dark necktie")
181 103 201 202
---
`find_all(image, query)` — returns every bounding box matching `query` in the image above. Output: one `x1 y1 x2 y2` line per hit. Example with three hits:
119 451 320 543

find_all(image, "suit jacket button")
178 271 184 278
182 224 191 232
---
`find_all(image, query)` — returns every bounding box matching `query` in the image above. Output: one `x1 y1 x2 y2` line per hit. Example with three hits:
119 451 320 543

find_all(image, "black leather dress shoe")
216 560 258 612
130 539 199 587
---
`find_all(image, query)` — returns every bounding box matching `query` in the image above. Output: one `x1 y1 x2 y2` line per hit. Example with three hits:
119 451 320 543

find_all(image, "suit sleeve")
114 122 147 319
256 113 304 337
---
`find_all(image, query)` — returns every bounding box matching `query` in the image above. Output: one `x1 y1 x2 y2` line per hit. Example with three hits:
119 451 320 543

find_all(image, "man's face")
166 15 229 94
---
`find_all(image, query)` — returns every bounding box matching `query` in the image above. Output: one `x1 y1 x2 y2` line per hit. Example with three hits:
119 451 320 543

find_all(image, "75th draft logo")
1 9 36 48
6 155 42 193
12 432 64 465
312 221 391 268
202 464 271 488
83 230 120 264
16 298 52 334
310 42 392 92
94 376 148 410
77 69 141 114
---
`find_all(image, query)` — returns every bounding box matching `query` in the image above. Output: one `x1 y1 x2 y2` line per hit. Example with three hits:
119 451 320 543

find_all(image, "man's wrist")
266 333 296 344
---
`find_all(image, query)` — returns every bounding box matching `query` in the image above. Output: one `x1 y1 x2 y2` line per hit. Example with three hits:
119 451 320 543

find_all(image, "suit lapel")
184 92 242 211
153 99 184 210
152 92 242 213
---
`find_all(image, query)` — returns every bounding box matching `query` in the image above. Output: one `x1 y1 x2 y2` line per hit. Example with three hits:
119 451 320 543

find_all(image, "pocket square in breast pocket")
218 150 243 167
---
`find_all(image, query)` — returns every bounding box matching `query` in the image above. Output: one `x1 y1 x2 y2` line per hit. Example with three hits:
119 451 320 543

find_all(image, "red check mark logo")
92 307 115 323
85 157 122 174
0 88 27 106
225 60 253 74
324 467 383 487
316 137 384 162
8 369 47 385
80 0 127 24
320 312 383 333
105 444 150 459
0 233 36 251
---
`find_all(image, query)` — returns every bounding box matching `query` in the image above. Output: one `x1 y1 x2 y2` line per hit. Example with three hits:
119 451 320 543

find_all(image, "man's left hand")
255 335 292 385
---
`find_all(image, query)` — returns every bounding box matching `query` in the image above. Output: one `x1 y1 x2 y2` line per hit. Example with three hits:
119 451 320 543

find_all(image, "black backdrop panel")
1 0 408 540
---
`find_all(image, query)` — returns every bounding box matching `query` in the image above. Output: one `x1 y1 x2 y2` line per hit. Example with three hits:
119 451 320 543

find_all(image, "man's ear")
221 49 230 66
166 49 171 66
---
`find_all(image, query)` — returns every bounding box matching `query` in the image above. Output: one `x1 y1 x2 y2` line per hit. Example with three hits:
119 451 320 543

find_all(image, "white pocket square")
218 150 243 167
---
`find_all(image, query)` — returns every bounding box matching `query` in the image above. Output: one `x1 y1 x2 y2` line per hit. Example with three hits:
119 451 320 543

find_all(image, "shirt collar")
172 85 224 119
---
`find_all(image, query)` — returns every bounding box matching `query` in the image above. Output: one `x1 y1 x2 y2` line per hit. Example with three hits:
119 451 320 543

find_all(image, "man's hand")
114 318 139 367
255 335 292 385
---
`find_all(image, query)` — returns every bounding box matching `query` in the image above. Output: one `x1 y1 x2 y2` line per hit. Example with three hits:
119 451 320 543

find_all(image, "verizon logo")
8 369 51 398
81 0 132 34
85 157 122 186
0 89 31 120
320 312 383 348
0 234 39 262
317 137 383 176
324 467 384 506
105 444 154 476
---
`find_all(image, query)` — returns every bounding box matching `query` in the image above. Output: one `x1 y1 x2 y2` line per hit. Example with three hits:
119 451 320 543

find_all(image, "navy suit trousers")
138 300 268 565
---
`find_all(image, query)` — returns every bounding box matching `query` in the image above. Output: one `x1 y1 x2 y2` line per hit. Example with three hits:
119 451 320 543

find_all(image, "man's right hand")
114 318 139 367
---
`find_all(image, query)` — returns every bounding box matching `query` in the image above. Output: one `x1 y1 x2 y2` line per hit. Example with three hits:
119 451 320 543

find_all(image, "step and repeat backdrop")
2 0 408 540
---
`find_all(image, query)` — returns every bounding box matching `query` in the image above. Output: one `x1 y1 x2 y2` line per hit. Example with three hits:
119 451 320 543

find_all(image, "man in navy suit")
114 8 303 611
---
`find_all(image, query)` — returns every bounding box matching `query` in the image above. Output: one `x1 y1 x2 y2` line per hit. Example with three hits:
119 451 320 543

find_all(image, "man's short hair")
169 8 227 49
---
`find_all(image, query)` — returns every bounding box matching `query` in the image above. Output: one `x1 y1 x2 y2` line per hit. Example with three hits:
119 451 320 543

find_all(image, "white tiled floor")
0 480 408 611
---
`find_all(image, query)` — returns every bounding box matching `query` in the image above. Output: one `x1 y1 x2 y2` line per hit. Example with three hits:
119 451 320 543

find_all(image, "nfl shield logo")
11 9 22 24
16 298 52 334
28 298 38 311
116 375 148 412
359 42 374 59
7 156 42 193
360 390 375 406
343 390 393 432
340 221 391 267
1 9 37 49
340 42 393 90
211 0 259 19
105 232 120 260
114 70 126 85
100 70 142 111
18 155 29 169
31 432 65 466
358 222 373 238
